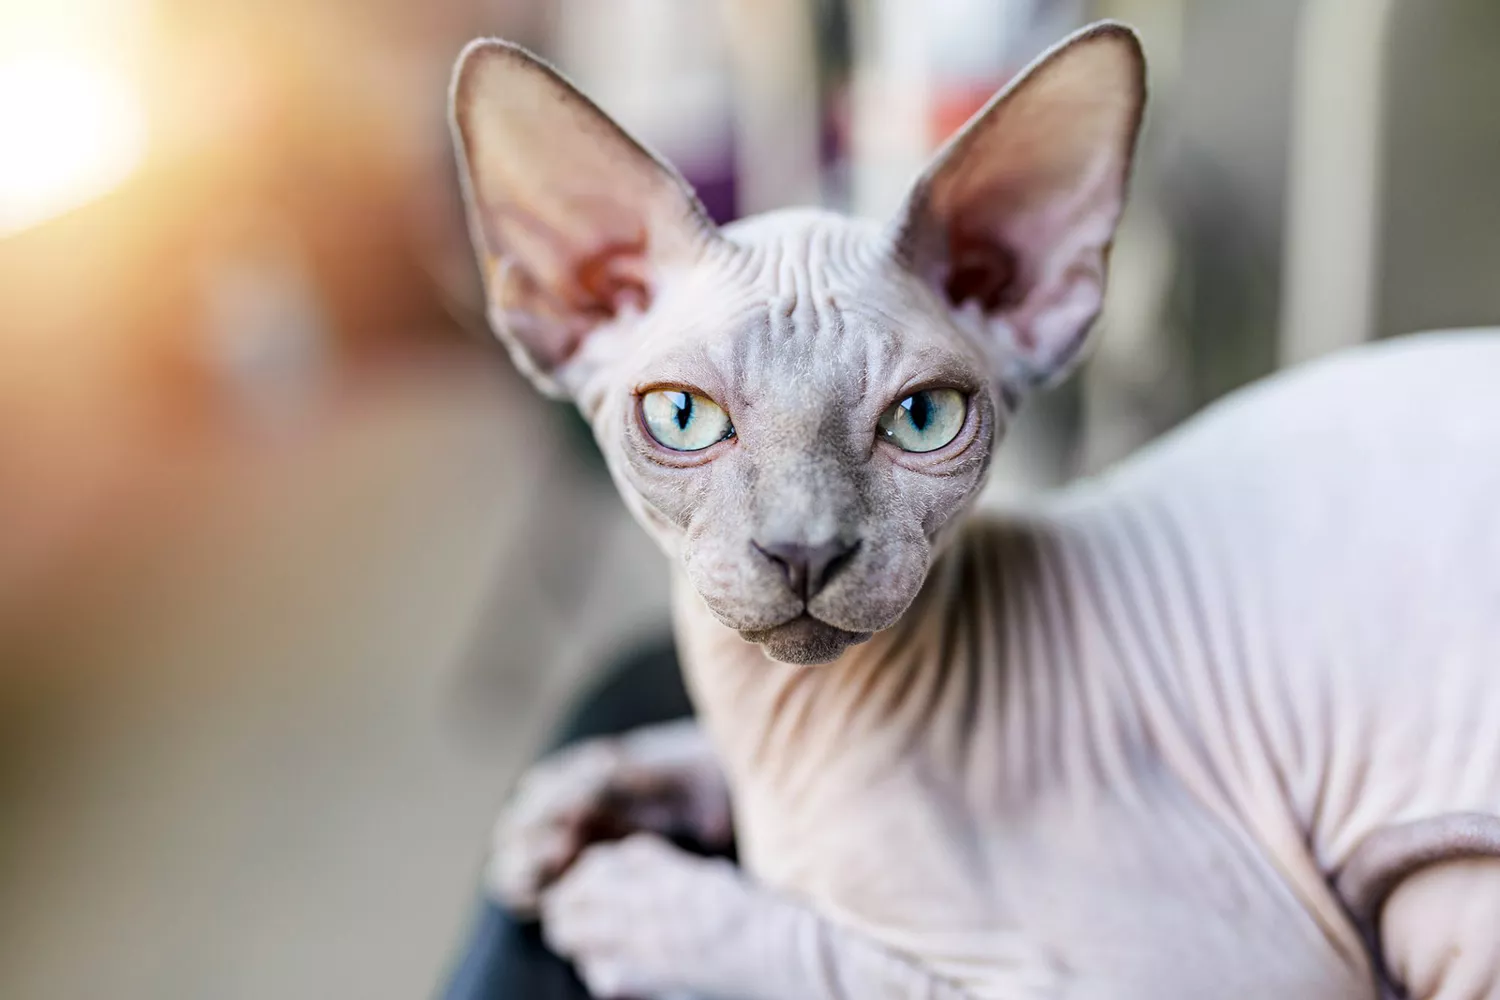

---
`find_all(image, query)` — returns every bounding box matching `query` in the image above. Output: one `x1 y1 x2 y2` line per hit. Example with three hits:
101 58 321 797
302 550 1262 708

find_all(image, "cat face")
450 24 1145 663
578 211 998 663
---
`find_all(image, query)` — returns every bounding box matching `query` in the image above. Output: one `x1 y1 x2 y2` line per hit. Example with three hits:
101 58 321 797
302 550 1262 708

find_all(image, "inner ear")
481 212 654 369
473 203 652 318
944 236 1022 316
576 239 650 317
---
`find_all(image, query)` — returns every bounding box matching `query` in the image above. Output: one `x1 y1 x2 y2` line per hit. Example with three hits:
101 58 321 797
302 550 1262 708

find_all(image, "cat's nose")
752 538 860 601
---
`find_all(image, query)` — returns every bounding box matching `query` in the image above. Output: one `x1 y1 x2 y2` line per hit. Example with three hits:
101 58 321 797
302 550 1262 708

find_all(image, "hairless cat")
449 22 1500 1000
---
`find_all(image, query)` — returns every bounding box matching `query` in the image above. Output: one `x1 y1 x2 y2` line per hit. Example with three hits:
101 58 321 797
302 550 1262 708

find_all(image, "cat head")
450 23 1145 664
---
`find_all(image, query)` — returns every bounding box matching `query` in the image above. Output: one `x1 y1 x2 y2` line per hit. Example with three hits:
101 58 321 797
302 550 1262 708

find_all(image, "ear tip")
1079 19 1144 45
1054 20 1148 108
449 38 551 111
454 36 540 69
1071 20 1147 73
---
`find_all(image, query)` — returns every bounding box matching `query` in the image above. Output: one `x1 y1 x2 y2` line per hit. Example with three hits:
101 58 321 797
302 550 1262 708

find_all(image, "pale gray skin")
451 23 1500 1000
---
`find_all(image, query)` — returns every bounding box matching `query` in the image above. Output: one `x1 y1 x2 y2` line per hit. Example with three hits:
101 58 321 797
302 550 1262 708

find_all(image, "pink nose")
751 538 860 601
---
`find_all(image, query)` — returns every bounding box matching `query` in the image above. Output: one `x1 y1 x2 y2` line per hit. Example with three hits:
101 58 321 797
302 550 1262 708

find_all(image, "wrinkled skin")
452 22 1500 1000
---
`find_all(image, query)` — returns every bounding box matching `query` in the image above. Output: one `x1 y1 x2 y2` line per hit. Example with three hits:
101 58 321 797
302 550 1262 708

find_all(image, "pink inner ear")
575 238 652 321
536 237 655 368
943 234 1022 316
485 201 657 368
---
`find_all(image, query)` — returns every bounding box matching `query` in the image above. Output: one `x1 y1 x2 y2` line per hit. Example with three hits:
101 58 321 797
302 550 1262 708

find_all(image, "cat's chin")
740 615 872 665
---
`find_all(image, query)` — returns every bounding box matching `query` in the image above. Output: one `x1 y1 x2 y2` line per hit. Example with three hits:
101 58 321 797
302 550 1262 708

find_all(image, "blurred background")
1 0 1497 997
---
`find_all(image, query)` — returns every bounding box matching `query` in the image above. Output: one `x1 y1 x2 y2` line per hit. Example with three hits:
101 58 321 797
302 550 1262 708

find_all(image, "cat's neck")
671 512 1130 806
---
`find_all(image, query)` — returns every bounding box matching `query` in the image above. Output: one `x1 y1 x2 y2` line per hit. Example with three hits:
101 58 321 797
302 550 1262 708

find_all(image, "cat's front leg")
487 719 732 917
539 833 978 1000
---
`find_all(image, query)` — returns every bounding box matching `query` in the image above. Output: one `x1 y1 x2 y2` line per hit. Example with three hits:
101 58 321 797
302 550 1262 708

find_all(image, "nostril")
814 539 859 594
752 541 808 599
752 538 860 601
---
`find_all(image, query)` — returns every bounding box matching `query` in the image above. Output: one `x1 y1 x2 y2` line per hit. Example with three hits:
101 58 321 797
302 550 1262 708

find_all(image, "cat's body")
449 23 1500 1000
679 327 1500 998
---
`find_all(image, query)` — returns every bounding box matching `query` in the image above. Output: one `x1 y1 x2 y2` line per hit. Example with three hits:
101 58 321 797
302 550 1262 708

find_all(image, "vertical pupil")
908 392 930 431
671 392 692 430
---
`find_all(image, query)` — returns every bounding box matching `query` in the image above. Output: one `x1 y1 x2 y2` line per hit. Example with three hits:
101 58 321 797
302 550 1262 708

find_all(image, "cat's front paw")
486 737 627 916
539 833 765 1000
486 723 732 918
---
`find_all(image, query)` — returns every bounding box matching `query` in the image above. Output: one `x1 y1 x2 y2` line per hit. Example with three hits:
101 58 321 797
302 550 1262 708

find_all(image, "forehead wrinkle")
716 304 774 415
806 222 837 300
869 322 902 389
723 311 751 395
630 290 768 398
819 304 862 401
671 213 968 434
842 293 913 334
798 313 897 415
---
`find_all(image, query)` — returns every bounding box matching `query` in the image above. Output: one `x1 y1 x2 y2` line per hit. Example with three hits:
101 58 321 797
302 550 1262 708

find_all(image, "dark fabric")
440 901 583 1000
542 636 695 753
438 635 693 1000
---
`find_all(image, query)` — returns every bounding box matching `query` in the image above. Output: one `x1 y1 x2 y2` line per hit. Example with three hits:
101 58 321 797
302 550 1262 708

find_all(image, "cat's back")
1070 329 1500 600
1100 328 1500 502
1078 328 1500 630
1058 328 1500 889
1051 329 1500 630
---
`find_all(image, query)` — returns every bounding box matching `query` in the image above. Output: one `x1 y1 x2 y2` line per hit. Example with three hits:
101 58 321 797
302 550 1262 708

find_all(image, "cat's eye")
640 389 734 452
878 388 968 453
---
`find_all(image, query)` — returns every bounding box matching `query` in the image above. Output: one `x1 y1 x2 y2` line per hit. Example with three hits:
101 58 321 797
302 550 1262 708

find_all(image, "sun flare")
0 54 146 237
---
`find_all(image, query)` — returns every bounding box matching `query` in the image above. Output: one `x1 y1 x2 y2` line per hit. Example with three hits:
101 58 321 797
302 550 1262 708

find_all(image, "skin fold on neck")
671 508 1153 839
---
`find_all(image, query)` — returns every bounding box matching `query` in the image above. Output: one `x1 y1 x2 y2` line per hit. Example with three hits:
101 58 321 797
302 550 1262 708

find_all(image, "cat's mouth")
739 613 872 666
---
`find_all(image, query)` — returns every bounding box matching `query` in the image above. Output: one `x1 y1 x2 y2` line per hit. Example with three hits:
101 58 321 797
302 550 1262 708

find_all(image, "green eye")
640 389 734 452
878 388 967 453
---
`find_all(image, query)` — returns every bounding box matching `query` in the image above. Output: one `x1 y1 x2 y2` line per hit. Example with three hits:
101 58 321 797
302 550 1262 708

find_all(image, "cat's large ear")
890 22 1145 398
450 41 721 398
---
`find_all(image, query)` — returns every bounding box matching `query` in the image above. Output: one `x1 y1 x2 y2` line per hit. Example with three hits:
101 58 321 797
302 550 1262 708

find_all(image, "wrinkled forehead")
623 214 990 418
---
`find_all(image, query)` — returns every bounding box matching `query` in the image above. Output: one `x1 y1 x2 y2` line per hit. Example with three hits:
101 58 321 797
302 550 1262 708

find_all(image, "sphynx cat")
449 22 1500 1000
